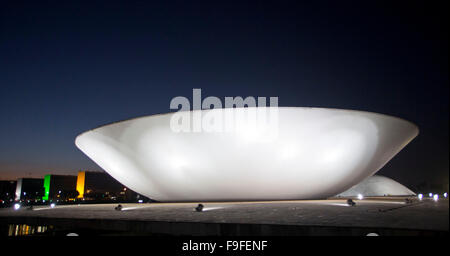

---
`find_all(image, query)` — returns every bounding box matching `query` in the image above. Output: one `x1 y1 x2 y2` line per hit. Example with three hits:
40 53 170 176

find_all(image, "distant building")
335 175 416 197
15 178 44 201
0 180 17 204
42 175 78 201
76 171 149 202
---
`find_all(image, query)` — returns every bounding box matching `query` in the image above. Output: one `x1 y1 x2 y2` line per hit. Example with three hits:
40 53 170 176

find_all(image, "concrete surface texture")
0 197 447 235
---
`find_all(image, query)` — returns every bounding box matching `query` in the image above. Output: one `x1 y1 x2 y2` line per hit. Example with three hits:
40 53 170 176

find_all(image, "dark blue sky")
0 1 448 188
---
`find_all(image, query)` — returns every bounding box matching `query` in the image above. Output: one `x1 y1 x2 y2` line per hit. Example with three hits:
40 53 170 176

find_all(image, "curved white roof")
336 175 416 197
75 107 418 201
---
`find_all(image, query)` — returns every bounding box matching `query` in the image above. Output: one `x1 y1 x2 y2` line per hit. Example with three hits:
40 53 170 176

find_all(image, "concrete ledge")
0 216 446 236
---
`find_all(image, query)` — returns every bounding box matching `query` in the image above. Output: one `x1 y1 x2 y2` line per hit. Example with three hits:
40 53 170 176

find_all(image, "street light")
433 194 439 201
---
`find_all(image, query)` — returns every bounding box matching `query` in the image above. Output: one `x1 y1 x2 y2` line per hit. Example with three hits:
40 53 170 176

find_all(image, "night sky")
0 1 448 189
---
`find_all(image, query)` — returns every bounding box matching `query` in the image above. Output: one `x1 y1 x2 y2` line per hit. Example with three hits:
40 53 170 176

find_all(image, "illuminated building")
75 171 142 201
75 107 418 201
76 171 85 198
336 175 416 197
14 178 44 201
42 175 77 201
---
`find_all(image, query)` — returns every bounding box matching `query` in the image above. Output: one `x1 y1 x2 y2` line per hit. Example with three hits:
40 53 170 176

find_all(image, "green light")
43 175 51 200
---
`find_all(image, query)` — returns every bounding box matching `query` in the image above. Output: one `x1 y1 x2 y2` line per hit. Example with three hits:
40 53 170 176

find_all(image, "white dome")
336 175 416 197
75 107 418 201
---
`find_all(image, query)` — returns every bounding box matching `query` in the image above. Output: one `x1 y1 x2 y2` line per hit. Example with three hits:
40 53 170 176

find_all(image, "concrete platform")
0 197 448 236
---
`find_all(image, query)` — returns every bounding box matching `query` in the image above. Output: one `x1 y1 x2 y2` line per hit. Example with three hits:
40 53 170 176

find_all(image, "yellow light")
76 171 86 199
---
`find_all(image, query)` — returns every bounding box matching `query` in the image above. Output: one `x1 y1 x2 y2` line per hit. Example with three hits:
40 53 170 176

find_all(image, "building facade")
42 175 78 201
76 171 149 202
0 180 16 206
14 178 44 201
